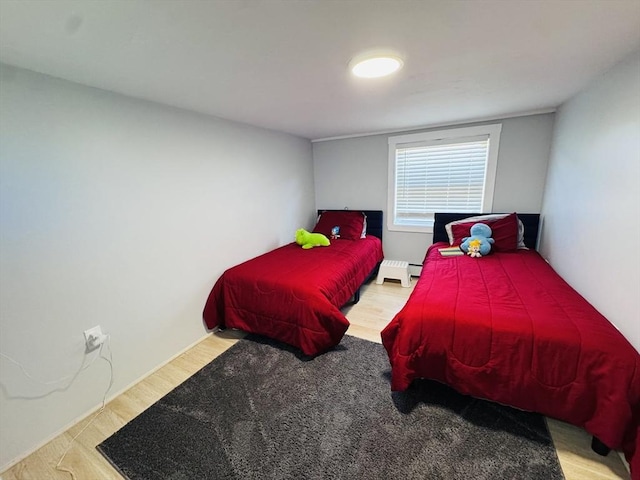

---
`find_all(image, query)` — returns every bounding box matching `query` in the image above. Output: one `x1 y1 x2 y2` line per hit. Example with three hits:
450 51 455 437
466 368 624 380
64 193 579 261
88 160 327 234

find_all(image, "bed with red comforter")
204 210 383 356
382 212 640 478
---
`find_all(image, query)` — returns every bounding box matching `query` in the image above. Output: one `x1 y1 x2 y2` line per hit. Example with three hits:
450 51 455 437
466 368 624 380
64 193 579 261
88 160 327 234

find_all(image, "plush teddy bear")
466 239 482 258
295 228 330 249
460 223 494 257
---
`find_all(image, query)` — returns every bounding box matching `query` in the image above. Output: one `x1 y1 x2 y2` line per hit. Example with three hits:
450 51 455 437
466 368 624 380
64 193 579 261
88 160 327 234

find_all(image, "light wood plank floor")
2 280 630 479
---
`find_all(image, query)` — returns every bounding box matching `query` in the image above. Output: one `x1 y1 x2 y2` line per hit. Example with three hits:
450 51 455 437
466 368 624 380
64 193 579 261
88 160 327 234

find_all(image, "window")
387 124 502 232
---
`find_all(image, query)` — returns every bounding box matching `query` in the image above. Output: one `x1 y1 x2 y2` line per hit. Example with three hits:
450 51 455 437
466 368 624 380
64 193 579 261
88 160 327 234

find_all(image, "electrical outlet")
84 325 105 352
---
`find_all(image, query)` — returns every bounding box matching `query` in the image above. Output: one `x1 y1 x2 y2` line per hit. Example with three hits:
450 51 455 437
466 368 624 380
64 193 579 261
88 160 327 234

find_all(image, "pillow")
445 213 527 249
516 219 526 249
313 211 366 240
448 213 520 252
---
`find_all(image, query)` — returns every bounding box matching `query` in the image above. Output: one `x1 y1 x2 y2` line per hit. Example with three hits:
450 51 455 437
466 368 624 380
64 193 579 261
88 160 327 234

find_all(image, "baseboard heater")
408 263 423 277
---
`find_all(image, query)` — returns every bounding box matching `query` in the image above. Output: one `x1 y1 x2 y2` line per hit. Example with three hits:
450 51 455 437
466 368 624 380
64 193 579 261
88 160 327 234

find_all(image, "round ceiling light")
350 54 403 78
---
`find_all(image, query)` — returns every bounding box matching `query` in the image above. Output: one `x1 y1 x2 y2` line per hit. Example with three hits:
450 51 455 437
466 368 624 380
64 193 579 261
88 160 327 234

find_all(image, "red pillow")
450 213 519 252
313 211 365 240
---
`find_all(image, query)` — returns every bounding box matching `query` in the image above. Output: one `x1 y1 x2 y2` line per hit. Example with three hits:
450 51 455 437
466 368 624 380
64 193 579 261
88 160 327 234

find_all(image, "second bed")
382 212 640 476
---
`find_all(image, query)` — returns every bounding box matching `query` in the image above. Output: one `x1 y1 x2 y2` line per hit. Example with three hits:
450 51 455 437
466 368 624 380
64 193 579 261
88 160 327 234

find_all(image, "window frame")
387 124 502 233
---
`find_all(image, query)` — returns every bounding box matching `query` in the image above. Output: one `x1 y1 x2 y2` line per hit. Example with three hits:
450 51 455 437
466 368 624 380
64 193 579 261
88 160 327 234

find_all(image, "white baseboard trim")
618 450 630 473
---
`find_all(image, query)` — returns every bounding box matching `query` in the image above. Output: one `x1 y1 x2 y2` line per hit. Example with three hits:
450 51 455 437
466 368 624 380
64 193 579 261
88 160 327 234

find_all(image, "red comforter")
204 236 383 356
382 243 640 477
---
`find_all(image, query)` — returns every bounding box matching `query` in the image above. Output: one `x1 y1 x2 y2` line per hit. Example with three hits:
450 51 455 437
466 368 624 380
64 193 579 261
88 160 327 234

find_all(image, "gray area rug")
98 334 564 479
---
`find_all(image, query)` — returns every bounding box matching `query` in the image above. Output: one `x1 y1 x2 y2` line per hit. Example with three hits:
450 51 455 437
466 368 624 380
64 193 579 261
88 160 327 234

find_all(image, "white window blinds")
394 135 490 226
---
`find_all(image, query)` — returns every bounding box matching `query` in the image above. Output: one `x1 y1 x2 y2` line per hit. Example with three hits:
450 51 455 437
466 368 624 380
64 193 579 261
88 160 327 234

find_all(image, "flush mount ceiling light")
349 53 403 78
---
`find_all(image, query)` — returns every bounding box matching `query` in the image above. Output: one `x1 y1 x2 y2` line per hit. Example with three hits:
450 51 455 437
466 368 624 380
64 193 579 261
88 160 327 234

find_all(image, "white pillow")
445 213 527 249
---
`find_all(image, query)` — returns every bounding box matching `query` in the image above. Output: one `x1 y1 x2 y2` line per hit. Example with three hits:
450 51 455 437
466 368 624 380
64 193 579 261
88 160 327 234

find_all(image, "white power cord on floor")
1 334 115 478
53 335 114 480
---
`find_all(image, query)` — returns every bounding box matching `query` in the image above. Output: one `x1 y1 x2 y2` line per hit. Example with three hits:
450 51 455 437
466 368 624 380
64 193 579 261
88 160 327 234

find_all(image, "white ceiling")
1 0 639 140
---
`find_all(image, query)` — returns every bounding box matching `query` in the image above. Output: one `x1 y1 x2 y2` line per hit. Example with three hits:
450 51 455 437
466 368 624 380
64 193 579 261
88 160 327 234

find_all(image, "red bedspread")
382 243 640 476
204 237 383 356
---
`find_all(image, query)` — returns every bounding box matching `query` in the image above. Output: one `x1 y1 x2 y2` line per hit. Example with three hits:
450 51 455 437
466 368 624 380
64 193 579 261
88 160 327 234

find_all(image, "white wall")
540 51 640 352
313 113 555 264
0 64 315 469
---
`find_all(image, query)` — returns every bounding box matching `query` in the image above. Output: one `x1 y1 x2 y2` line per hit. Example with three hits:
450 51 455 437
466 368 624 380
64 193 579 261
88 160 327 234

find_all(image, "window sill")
387 224 433 234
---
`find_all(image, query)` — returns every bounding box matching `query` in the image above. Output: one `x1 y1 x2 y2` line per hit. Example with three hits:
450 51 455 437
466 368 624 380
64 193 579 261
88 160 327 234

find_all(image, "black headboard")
433 213 540 250
317 210 383 241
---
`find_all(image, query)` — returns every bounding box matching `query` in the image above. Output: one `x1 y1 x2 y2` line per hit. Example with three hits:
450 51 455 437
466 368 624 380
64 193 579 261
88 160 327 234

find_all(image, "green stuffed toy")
295 228 330 249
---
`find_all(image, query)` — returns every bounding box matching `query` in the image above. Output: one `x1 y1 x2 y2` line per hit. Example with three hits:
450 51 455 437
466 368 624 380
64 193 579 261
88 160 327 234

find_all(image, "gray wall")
313 113 555 264
540 51 640 352
0 64 315 469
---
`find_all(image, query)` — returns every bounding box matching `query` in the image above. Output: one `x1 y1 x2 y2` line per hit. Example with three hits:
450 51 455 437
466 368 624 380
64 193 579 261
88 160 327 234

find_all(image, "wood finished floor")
2 280 630 480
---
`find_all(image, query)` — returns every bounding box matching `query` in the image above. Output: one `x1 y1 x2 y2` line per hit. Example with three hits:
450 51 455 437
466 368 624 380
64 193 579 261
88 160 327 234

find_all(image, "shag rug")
98 334 564 479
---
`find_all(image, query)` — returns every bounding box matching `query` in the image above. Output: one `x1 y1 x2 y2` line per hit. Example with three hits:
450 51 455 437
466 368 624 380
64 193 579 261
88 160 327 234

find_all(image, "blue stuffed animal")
460 223 494 257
